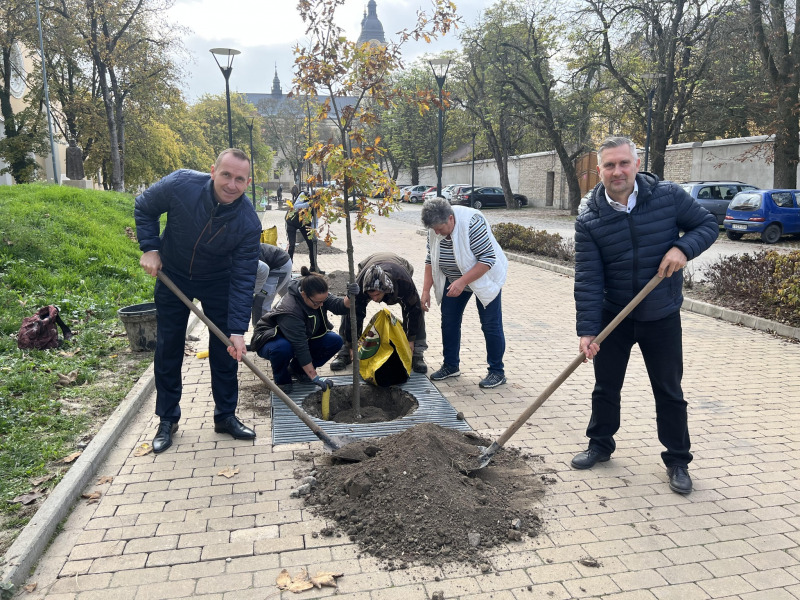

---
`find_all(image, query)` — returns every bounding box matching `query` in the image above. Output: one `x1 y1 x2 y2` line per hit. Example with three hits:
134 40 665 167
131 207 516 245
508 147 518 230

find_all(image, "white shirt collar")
605 180 639 213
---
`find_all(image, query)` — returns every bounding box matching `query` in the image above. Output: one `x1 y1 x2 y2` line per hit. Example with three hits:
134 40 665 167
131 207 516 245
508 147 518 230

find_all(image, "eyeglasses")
305 293 329 307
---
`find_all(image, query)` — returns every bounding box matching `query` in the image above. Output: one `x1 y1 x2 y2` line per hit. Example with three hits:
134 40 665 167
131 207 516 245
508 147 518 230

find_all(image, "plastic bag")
358 309 412 387
260 226 278 245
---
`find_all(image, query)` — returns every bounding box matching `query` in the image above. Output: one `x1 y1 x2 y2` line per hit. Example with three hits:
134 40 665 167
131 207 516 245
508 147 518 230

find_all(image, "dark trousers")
257 332 343 384
440 288 505 375
587 310 691 467
286 222 317 270
153 272 238 424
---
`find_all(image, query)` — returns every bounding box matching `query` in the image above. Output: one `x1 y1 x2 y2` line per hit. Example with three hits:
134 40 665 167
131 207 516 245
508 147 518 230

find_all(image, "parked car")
452 186 528 209
723 189 800 243
423 188 439 201
679 181 758 226
402 185 432 203
578 191 592 214
449 185 473 203
442 184 466 201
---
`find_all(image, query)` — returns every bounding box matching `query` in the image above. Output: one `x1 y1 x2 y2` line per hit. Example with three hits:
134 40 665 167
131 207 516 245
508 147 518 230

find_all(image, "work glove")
347 282 360 296
312 376 333 391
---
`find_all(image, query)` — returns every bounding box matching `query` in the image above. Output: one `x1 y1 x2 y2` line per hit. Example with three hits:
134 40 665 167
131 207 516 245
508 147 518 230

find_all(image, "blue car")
723 189 800 243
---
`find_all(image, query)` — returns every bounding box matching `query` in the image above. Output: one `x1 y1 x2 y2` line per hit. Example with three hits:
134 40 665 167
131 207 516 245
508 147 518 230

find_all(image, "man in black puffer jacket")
571 136 718 495
135 148 262 453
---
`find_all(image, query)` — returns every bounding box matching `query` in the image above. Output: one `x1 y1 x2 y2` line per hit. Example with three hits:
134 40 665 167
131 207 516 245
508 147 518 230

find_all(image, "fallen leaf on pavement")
56 370 79 386
217 467 239 479
11 492 44 505
81 491 102 504
133 443 153 457
310 571 343 588
288 580 314 592
61 451 82 463
276 568 341 593
23 582 37 592
97 476 114 485
276 569 292 589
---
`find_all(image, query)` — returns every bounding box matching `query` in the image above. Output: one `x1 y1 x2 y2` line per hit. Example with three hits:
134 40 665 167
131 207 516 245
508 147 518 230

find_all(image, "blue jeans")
153 271 238 424
257 332 343 384
587 310 691 467
440 288 505 375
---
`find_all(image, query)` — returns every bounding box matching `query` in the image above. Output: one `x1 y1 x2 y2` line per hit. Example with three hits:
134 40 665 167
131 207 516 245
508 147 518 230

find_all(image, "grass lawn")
0 183 155 554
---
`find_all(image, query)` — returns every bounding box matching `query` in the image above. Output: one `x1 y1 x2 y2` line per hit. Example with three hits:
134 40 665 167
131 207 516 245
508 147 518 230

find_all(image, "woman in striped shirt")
420 198 508 389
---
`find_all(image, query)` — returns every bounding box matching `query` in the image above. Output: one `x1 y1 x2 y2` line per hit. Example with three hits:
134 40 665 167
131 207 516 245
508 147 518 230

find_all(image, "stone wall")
397 135 791 207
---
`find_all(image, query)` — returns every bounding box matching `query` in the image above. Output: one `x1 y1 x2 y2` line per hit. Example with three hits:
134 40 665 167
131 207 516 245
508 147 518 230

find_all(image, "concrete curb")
504 250 800 342
0 314 200 593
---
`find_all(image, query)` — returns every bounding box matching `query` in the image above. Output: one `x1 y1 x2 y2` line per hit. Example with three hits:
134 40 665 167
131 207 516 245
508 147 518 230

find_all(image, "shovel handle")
156 270 342 450
491 273 664 451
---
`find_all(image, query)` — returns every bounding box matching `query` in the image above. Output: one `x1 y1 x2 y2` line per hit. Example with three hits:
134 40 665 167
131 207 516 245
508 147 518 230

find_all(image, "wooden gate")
575 152 599 195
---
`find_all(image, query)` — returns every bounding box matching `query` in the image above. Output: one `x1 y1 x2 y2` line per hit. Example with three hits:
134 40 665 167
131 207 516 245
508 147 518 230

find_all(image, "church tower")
270 65 282 97
357 0 386 46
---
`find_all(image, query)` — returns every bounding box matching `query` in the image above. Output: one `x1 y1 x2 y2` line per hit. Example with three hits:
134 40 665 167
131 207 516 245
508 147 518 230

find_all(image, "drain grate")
271 373 471 445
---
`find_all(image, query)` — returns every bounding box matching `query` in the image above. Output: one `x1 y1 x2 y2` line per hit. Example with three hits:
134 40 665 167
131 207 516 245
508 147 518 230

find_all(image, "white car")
423 189 438 201
442 184 466 201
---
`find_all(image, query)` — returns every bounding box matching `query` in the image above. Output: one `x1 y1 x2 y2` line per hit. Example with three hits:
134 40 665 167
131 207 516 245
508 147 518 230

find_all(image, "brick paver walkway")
18 205 800 599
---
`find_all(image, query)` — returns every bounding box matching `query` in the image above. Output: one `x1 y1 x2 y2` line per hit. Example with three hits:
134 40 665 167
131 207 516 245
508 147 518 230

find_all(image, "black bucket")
118 302 158 352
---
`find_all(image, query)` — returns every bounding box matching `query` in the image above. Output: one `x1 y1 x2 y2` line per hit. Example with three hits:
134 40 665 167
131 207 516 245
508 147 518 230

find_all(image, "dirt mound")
302 423 545 570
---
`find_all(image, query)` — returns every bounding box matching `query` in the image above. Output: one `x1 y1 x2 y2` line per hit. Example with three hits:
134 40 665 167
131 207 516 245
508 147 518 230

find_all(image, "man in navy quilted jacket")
571 136 718 494
135 148 262 453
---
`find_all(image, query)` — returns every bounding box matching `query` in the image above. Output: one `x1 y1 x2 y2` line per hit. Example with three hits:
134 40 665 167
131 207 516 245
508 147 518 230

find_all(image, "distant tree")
749 0 800 188
578 0 725 177
453 17 528 209
382 66 440 185
0 0 49 183
190 93 272 185
482 0 596 213
50 0 184 191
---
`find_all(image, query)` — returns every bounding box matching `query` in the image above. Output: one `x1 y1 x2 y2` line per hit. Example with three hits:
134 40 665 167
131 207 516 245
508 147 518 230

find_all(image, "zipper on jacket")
628 216 639 298
189 203 218 278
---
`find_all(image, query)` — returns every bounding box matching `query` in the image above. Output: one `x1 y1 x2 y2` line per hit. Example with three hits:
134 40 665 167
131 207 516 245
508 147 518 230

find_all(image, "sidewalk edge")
0 314 199 592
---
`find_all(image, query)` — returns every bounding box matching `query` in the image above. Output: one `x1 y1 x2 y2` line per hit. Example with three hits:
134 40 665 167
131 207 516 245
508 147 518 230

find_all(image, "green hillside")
0 183 155 551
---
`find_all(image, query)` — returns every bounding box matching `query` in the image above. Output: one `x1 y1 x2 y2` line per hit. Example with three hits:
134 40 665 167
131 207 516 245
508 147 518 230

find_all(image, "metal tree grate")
271 372 471 445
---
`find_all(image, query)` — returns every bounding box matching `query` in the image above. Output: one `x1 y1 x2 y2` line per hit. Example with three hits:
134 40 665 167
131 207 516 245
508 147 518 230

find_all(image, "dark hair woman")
251 267 359 392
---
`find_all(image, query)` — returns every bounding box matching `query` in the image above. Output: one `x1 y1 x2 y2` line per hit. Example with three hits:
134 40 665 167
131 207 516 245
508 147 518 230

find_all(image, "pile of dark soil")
303 423 545 570
324 269 351 296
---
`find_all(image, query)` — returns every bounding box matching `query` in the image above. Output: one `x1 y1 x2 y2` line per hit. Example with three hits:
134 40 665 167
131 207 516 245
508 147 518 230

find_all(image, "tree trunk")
96 61 123 191
773 89 800 188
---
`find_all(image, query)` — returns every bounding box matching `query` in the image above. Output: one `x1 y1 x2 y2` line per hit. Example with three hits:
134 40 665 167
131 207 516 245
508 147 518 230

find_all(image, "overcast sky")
167 0 490 102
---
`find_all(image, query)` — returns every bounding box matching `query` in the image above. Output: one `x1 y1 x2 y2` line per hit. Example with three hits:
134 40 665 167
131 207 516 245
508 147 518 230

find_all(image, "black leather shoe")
214 415 256 440
667 466 693 495
570 447 611 470
289 362 312 382
153 421 178 454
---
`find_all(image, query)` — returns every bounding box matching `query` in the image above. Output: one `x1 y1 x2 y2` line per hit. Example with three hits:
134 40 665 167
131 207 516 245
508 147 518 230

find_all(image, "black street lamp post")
642 72 665 173
471 132 476 191
429 58 451 197
244 116 257 209
210 48 241 149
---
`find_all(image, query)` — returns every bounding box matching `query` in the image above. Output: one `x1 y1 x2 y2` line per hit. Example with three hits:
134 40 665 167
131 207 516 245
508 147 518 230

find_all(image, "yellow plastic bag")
358 309 412 387
260 225 278 245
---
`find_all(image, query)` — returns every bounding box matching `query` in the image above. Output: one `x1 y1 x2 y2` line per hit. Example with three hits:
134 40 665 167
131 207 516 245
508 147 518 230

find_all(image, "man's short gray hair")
596 137 638 163
421 197 454 228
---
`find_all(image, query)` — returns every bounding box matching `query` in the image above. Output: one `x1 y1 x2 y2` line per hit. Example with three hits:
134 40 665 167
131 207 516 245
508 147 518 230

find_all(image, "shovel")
469 273 664 472
156 270 349 451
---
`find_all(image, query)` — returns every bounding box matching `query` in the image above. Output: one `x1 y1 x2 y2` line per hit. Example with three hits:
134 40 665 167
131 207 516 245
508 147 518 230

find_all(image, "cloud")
170 0 489 101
